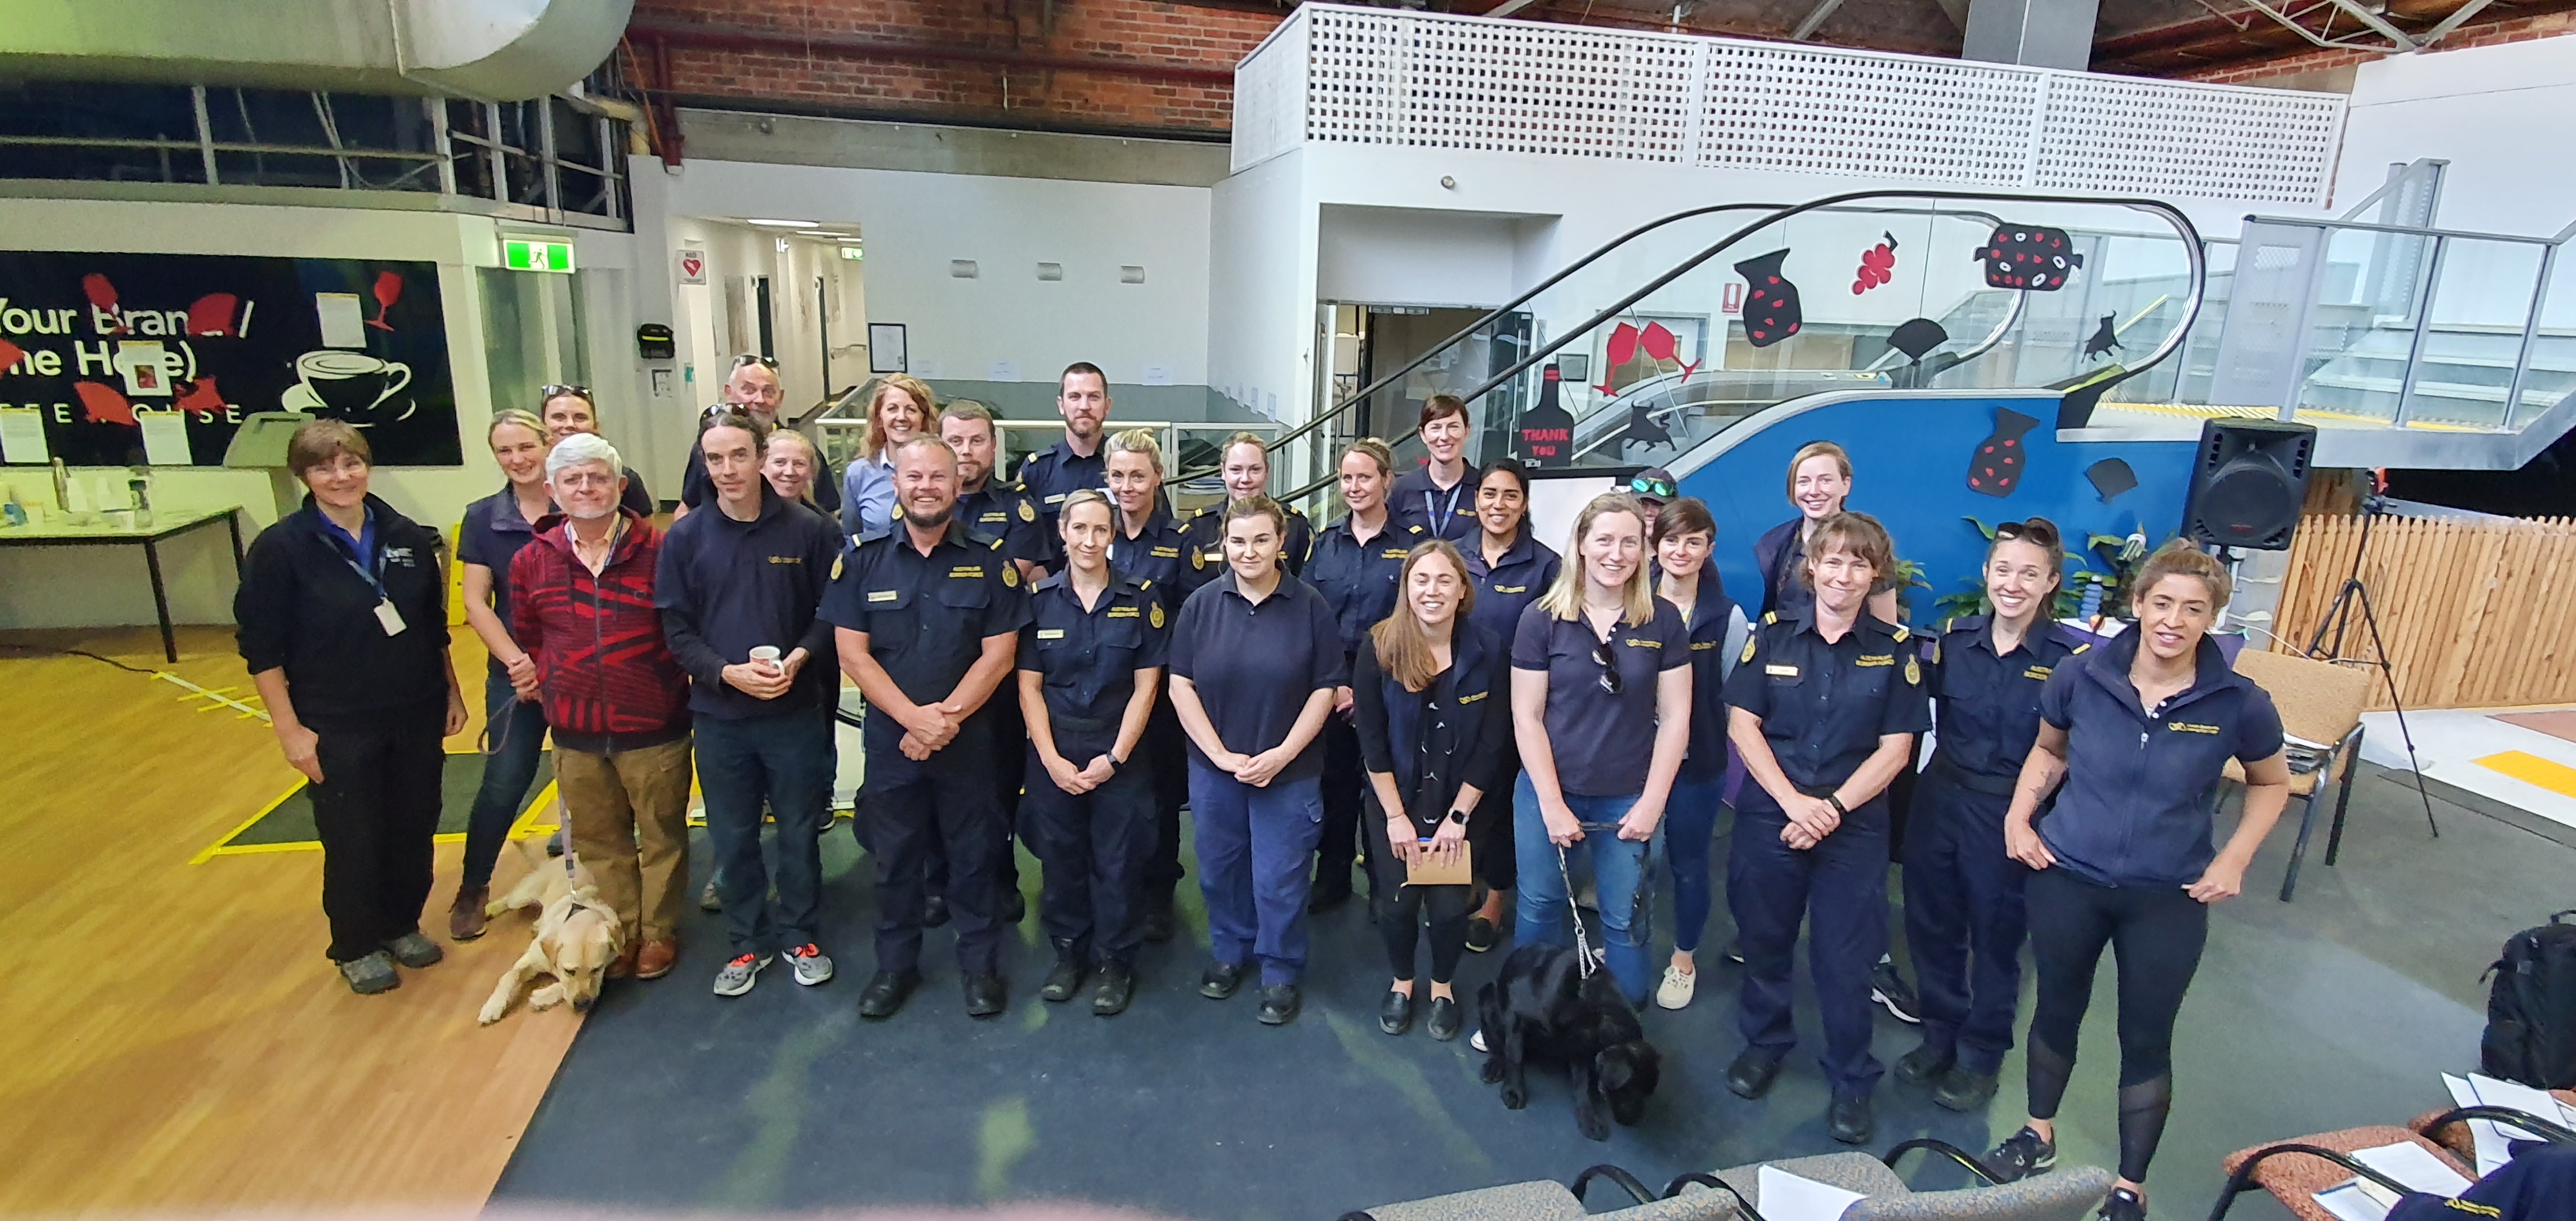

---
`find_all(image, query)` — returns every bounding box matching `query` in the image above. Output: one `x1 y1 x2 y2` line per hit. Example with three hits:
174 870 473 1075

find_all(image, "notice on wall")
0 252 458 466
139 411 192 466
0 408 48 463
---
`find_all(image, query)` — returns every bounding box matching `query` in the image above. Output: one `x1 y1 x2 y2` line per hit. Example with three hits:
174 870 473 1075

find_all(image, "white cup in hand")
749 645 783 676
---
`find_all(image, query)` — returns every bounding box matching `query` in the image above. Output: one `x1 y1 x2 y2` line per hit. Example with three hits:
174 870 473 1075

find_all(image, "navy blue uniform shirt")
1511 597 1694 798
1168 571 1347 783
1305 513 1417 658
1671 585 1747 783
1015 437 1110 536
457 486 544 623
1924 613 2088 790
1185 502 1314 580
1723 609 1932 813
2035 630 2284 889
1389 464 1480 543
1107 503 1197 616
819 518 1033 752
654 485 844 720
1017 571 1171 738
956 480 1051 571
1464 531 1561 647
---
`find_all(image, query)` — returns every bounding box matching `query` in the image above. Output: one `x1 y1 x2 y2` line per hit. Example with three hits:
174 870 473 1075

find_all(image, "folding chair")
2225 648 2373 901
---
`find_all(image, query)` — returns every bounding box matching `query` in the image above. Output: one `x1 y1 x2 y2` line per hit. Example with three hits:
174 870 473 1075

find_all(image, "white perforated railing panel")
2033 74 2346 207
1238 4 2346 207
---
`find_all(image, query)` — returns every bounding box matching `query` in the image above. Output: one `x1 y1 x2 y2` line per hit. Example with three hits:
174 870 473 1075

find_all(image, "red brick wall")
2176 10 2576 86
627 0 1282 137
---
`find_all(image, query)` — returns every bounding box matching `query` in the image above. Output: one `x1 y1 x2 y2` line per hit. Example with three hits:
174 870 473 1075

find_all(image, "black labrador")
1476 943 1661 1140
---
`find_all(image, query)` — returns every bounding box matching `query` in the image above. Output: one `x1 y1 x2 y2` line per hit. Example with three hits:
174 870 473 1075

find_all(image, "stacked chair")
2214 1093 2576 1219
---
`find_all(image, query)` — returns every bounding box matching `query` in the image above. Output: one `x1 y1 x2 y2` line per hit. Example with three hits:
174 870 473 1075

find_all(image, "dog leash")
1555 845 1595 980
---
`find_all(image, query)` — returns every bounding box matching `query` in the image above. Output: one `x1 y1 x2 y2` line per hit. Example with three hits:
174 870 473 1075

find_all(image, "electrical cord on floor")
0 643 160 674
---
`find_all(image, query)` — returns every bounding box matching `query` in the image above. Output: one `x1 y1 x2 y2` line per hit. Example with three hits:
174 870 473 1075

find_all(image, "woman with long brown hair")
1354 541 1509 1041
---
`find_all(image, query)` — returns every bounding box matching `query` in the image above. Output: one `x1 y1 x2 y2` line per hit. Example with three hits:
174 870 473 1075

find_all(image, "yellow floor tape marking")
190 779 306 865
2474 750 2576 799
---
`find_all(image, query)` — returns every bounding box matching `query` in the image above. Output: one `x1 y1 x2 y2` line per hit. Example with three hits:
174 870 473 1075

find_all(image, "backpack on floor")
2482 909 2576 1090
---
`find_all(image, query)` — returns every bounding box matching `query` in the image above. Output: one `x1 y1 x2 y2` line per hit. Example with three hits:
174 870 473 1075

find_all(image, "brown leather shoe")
635 938 678 980
605 944 640 979
447 885 490 941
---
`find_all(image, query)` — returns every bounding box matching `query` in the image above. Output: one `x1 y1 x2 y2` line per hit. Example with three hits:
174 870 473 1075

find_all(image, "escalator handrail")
1210 199 2032 487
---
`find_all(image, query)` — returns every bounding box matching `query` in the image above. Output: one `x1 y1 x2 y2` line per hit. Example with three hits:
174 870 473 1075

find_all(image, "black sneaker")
1464 916 1498 954
2097 1187 2144 1221
1982 1125 2057 1182
1871 957 1921 1024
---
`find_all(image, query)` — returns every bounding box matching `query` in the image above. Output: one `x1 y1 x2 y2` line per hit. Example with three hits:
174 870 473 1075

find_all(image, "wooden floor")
0 624 576 1214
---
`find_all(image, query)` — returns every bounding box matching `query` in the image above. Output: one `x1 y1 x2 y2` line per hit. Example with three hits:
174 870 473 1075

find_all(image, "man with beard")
1013 362 1115 555
825 437 1031 1019
509 432 694 982
657 411 845 997
675 355 841 520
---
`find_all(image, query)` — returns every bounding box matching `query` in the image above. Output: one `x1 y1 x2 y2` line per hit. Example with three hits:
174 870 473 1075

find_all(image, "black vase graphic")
1967 408 2040 498
1736 249 1803 348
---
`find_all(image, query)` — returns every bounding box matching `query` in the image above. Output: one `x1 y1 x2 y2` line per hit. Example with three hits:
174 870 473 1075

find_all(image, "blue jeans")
1189 761 1324 987
1513 773 1660 1006
460 660 550 888
1663 772 1729 955
697 710 834 955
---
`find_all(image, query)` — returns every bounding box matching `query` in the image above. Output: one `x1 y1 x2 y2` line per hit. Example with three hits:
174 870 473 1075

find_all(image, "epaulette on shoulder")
1762 610 1779 625
989 535 1006 551
854 523 893 546
1892 624 1910 643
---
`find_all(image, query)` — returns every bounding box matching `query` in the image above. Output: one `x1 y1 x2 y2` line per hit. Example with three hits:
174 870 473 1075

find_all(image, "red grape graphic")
1852 232 1897 295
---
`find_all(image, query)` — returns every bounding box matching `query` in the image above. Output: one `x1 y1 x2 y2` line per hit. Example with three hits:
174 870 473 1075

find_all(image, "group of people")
233 359 2291 1221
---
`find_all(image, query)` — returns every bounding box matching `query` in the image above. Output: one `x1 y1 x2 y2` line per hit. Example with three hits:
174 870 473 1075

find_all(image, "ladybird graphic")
1966 408 2040 499
1734 249 1803 349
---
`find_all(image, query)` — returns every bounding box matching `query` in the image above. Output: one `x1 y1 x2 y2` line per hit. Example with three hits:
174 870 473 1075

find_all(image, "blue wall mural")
1680 393 2199 626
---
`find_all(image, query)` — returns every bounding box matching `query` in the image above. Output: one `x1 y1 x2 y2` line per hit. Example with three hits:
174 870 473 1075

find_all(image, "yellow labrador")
476 838 622 1025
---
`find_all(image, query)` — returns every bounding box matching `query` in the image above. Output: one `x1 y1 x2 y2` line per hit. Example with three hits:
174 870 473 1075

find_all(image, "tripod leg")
2351 583 2440 839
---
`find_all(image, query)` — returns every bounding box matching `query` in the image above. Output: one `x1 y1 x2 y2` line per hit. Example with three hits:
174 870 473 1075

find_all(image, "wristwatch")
1824 794 1849 817
1445 808 1471 827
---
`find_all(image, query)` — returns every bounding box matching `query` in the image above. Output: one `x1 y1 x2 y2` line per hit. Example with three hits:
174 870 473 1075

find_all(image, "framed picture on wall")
868 323 907 374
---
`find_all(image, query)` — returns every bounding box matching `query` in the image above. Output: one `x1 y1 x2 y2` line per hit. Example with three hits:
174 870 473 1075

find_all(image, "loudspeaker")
2181 418 2316 550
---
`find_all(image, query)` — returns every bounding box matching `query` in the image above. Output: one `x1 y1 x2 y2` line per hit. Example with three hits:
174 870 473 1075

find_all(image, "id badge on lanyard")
338 537 405 636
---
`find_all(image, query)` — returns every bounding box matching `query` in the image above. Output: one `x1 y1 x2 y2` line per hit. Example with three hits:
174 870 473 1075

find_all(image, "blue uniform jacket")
1464 530 1560 648
2035 629 2284 889
1923 614 2089 794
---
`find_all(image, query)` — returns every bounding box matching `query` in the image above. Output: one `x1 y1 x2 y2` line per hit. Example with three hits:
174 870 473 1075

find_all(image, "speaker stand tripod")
2303 501 2440 839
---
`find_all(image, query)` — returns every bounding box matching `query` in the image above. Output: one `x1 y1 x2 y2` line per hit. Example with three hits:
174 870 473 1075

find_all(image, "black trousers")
1362 794 1473 983
310 716 446 962
2024 867 2209 1184
925 703 1022 902
862 739 1006 977
1022 735 1156 967
1315 714 1366 896
1141 695 1190 910
1471 748 1521 895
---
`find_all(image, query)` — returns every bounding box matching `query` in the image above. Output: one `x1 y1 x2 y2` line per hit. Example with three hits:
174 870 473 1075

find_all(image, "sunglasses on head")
1593 637 1625 695
1994 519 2061 548
1629 473 1676 500
731 354 779 371
539 384 593 404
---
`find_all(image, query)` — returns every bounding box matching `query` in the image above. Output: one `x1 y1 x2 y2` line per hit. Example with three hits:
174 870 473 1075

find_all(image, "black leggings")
2024 868 2209 1185
1363 798 1473 984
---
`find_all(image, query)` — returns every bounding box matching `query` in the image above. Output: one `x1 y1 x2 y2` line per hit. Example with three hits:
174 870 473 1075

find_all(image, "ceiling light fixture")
746 218 819 228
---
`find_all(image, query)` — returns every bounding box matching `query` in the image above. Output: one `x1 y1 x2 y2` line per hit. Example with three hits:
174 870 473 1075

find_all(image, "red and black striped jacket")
510 509 691 751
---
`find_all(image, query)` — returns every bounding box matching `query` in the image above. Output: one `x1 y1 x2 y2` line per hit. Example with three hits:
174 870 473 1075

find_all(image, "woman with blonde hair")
840 373 935 536
1502 492 1692 1010
1102 427 1200 941
1303 437 1412 913
448 409 559 938
1354 541 1508 1040
1183 430 1314 578
1977 541 2289 1221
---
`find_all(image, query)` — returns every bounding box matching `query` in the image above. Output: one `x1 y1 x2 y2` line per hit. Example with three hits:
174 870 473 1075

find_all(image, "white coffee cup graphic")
296 350 413 419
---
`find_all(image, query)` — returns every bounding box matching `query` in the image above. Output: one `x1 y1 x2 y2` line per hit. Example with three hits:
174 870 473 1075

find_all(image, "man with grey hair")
510 429 695 981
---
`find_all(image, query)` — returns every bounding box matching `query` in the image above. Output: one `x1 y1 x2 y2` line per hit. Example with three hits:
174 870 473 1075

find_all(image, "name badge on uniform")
1107 605 1141 619
1044 493 1068 505
1036 628 1067 640
1765 664 1798 677
868 589 899 603
950 565 985 579
2168 721 2223 735
373 599 407 636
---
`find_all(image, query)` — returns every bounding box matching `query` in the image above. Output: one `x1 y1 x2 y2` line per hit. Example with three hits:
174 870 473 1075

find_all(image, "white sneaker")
1470 1028 1489 1053
789 943 834 986
1655 964 1697 1010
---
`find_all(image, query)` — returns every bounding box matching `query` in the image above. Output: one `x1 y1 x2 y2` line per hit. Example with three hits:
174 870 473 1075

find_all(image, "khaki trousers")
556 737 694 943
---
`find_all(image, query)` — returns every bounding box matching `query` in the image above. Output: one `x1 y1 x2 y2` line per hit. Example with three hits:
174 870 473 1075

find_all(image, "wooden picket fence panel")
2269 513 2576 711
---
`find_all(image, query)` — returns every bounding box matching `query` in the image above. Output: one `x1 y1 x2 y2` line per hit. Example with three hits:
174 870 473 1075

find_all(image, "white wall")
0 197 528 628
1207 153 1314 479
629 154 1214 485
2336 35 2576 237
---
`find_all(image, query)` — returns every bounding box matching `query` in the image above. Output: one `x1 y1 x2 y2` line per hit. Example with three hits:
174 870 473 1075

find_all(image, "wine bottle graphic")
1966 407 2040 498
1734 249 1803 349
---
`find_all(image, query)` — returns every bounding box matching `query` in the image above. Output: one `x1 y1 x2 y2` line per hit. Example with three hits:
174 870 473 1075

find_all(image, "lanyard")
1422 479 1467 539
325 517 389 598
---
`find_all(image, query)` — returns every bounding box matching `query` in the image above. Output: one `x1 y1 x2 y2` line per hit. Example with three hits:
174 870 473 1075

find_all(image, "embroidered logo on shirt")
1459 690 1487 703
768 555 802 564
1493 584 1527 594
1149 602 1166 628
950 565 985 579
1623 637 1659 648
1765 664 1799 677
2024 665 2053 680
1381 547 1410 559
2168 721 2223 734
1108 605 1141 619
867 589 899 603
979 512 1007 523
1151 546 1181 559
1857 654 1895 667
1690 641 1720 651
383 546 415 566
1036 628 1067 640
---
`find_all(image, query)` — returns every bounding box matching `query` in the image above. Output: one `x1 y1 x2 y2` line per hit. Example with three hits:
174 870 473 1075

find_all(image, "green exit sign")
503 238 575 273
839 245 864 261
